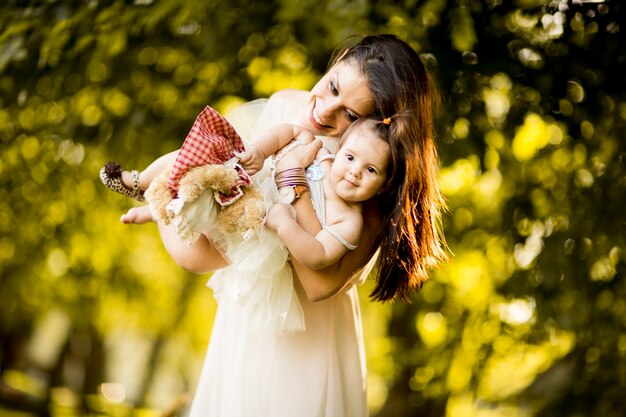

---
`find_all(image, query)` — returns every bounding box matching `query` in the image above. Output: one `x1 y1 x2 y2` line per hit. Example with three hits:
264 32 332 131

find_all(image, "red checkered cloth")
168 106 252 205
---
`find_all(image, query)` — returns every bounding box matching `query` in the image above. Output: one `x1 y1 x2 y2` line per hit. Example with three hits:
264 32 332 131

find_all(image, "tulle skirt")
188 280 368 417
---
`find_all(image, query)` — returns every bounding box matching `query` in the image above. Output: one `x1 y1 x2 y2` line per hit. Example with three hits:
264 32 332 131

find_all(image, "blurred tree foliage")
0 0 624 416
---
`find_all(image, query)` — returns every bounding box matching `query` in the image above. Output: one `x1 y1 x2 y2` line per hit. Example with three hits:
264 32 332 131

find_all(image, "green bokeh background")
1 1 624 416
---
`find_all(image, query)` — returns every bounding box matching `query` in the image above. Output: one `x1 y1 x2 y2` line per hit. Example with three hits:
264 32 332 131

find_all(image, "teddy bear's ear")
217 186 265 236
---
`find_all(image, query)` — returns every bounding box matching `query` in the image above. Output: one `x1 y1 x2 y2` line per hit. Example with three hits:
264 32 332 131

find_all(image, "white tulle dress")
185 97 369 417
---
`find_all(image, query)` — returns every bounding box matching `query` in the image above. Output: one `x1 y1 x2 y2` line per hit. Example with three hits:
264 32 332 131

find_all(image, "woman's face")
300 60 375 138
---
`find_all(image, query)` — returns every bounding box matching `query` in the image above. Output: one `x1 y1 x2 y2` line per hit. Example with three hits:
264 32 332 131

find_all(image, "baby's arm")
290 201 382 301
238 124 315 174
265 204 362 270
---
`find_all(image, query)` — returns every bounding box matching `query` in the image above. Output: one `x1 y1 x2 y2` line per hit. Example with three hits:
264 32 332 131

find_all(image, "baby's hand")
238 144 266 175
264 203 294 232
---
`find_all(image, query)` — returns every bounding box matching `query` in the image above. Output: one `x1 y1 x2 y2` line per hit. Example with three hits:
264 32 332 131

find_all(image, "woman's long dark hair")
333 34 449 302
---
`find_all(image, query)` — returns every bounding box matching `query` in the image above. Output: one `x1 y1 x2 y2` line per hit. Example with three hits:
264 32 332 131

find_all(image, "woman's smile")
309 101 333 130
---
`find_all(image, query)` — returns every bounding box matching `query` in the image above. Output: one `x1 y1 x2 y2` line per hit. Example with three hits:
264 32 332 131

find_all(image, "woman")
152 34 447 416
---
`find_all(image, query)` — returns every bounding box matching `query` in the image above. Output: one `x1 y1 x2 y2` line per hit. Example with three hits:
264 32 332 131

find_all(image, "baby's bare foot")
120 205 154 224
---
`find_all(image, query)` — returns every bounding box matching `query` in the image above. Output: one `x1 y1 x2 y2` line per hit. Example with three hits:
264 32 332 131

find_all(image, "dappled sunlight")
445 312 487 394
477 330 575 401
589 247 620 282
450 5 477 52
440 294 575 413
1 1 623 416
473 169 503 209
495 298 536 326
482 89 510 127
46 247 71 277
358 281 396 414
517 47 544 70
416 312 448 347
482 73 512 127
439 155 506 228
247 49 318 97
507 7 567 46
104 330 153 402
100 383 126 403
103 89 133 117
446 393 531 417
437 250 495 309
514 221 544 270
253 70 318 97
452 117 471 140
439 156 480 196
512 113 563 161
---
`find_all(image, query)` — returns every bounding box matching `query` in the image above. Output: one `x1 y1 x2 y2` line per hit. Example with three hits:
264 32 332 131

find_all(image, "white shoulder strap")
323 225 358 250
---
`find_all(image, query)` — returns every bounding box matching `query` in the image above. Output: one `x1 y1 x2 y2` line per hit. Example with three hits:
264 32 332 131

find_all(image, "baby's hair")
330 34 449 302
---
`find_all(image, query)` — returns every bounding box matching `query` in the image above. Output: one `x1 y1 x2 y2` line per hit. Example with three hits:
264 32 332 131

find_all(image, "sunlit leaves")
417 312 448 347
477 329 575 400
483 73 512 127
0 0 624 415
511 113 562 161
418 0 447 28
450 3 477 52
39 20 73 69
103 89 133 117
0 34 27 72
452 117 471 139
438 250 496 309
589 248 620 282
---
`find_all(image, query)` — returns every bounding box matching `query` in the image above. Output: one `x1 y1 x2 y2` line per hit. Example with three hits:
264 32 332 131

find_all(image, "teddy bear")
144 162 266 240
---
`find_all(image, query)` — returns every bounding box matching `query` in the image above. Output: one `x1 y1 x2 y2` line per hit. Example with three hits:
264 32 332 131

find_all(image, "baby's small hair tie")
383 117 392 125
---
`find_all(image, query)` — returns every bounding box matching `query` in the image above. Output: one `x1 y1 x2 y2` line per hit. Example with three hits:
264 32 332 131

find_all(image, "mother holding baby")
133 34 446 416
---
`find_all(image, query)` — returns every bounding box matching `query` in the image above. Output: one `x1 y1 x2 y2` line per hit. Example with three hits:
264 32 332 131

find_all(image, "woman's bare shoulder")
270 89 308 102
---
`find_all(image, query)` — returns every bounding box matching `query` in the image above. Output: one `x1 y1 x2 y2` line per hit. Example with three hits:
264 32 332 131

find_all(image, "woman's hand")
264 203 294 232
275 136 322 171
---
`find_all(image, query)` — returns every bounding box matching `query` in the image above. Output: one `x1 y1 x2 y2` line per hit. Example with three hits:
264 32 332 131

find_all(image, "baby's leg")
121 205 154 224
158 223 230 273
120 150 180 191
121 201 230 271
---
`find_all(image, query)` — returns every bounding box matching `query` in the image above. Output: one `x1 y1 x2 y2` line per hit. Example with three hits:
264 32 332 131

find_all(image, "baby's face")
329 124 389 203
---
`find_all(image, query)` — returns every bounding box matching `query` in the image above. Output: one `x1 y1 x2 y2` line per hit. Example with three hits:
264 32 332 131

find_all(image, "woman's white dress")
186 97 368 417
